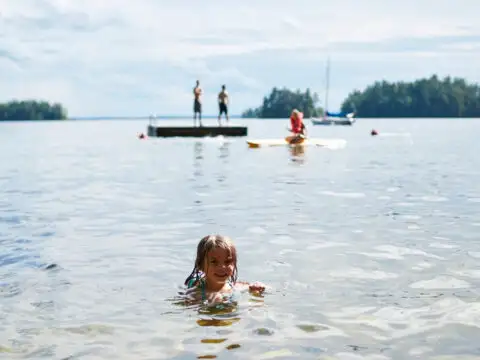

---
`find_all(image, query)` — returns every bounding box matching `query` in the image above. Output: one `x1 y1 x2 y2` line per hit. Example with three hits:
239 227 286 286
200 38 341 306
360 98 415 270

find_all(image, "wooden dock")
147 125 248 138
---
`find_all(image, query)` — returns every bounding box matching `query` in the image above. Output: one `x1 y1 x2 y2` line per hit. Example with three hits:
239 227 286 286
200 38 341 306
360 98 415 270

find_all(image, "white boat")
311 112 356 125
310 58 357 126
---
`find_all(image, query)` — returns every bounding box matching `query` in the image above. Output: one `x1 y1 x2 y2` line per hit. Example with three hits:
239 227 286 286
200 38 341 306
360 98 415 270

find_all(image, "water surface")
1 118 479 359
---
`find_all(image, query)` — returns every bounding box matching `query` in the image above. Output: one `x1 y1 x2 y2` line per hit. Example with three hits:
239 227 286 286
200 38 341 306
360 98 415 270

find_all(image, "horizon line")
68 115 245 120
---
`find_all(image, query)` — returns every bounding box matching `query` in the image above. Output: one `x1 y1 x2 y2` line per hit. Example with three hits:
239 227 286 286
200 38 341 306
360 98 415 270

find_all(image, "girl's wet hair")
184 234 238 286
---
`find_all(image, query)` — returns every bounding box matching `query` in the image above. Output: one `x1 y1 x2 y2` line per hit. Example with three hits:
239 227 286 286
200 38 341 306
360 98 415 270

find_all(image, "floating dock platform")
147 124 248 138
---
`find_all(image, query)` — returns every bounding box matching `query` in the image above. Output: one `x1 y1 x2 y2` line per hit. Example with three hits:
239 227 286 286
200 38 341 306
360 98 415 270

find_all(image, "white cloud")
0 0 479 116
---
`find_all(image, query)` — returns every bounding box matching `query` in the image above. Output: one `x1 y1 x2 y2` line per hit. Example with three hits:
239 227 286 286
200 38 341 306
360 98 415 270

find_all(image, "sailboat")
310 58 356 126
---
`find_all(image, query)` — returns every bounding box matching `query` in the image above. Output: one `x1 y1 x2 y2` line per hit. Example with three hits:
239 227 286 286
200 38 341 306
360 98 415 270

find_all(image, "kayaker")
288 109 307 144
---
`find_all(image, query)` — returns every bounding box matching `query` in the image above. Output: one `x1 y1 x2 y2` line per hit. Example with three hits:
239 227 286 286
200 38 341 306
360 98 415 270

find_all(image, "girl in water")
184 235 266 304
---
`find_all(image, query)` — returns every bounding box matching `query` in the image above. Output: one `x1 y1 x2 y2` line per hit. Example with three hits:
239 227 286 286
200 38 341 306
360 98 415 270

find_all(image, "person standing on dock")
217 85 229 126
193 80 203 127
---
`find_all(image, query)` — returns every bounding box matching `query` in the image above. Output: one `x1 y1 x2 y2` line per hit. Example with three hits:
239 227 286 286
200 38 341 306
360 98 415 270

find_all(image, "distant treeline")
242 75 480 118
242 88 322 118
341 75 480 117
0 100 68 121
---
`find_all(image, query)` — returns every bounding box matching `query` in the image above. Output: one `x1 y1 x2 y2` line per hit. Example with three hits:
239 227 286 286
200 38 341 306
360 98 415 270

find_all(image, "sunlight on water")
0 119 479 359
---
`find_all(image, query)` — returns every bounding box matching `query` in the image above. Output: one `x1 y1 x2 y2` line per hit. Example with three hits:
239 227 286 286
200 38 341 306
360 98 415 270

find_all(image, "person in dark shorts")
217 85 229 126
193 80 203 127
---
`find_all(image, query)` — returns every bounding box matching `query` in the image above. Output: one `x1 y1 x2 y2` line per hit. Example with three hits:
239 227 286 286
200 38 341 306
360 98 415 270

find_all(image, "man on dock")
193 80 203 127
218 84 229 126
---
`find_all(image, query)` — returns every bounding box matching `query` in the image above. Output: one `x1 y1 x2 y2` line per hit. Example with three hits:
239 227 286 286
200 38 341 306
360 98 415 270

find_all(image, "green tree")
0 100 68 121
341 75 480 117
242 87 322 118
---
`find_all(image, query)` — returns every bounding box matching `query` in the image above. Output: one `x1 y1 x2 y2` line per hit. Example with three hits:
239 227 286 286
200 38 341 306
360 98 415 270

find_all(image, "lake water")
1 118 479 359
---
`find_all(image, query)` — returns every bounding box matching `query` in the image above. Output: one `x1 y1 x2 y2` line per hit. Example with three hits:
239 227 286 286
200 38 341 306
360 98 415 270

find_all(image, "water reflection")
169 288 266 358
289 145 305 164
192 140 231 182
191 141 208 213
216 141 231 185
195 304 242 359
218 141 230 163
193 141 204 180
197 317 241 327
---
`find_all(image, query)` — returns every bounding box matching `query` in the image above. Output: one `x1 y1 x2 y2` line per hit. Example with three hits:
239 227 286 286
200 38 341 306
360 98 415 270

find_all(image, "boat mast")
324 57 330 117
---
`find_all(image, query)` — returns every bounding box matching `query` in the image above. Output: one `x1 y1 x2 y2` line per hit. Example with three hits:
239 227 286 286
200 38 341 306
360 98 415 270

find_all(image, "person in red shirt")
287 109 307 144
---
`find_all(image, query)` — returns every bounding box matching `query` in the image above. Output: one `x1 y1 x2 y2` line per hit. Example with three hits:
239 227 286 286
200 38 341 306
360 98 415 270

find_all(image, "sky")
1 0 479 117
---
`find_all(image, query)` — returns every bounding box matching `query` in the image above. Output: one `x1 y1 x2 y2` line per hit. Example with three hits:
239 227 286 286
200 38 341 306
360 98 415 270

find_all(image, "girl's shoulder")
186 278 198 288
186 277 206 294
184 281 204 303
186 274 205 288
185 285 200 296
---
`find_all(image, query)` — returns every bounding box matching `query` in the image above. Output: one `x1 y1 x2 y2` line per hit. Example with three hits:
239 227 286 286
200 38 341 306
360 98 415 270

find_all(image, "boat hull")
310 117 356 126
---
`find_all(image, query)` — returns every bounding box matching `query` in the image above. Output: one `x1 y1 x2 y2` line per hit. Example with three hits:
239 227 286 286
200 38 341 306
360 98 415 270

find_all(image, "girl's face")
202 247 235 287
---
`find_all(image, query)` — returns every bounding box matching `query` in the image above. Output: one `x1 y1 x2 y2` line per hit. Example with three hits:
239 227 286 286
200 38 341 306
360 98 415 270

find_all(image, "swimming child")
184 234 266 304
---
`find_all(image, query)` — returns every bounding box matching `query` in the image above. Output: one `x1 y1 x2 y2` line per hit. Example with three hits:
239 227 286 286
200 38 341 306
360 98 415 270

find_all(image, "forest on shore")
2 75 479 120
242 75 480 118
0 100 68 121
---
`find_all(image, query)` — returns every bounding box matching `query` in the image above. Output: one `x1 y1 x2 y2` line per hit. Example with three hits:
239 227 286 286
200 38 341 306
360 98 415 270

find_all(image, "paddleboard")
247 137 346 149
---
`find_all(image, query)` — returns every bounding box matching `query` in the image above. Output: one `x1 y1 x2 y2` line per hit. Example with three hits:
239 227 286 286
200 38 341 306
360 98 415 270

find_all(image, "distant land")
2 75 480 121
4 113 480 122
0 100 67 121
68 115 245 120
0 114 245 121
242 75 480 119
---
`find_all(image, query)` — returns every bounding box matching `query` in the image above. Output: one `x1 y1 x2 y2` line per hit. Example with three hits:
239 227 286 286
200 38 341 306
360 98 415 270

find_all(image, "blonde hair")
184 235 238 286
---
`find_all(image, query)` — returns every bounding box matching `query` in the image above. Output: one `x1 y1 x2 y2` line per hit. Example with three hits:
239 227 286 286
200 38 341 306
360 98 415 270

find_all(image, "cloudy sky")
1 0 479 117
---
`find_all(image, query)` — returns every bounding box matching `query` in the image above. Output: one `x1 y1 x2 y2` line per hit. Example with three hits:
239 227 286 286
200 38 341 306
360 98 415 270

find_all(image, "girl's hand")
249 281 266 293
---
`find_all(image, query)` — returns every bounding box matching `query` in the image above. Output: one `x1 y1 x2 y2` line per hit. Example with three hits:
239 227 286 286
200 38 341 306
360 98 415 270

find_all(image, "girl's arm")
235 281 266 294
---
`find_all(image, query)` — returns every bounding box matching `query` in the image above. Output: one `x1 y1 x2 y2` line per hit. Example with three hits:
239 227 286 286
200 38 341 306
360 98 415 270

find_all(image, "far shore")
2 116 480 122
